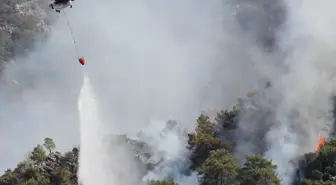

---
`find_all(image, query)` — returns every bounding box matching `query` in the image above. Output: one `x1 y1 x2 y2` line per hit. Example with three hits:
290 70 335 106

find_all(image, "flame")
315 136 326 151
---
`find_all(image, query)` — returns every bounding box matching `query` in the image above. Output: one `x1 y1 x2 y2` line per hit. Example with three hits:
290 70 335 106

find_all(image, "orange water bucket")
78 57 85 65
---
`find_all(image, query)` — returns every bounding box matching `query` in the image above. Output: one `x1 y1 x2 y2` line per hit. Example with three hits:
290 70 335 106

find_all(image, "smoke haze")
1 0 336 185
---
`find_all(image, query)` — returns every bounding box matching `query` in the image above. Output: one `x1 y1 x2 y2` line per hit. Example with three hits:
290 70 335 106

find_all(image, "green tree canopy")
43 137 56 154
187 114 222 169
197 149 239 185
29 144 47 163
147 180 178 185
298 139 336 184
239 155 280 185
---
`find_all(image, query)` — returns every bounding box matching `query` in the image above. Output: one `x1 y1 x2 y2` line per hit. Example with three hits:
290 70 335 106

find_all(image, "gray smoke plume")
233 0 336 184
2 0 336 185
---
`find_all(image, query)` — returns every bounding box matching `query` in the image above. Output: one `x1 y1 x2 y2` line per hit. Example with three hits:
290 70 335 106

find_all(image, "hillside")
0 0 54 69
1 100 335 185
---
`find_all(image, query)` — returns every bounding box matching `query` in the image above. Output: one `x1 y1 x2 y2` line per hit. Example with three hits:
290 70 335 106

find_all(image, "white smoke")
137 120 197 184
77 75 196 185
2 0 336 185
232 0 336 184
77 75 198 184
70 1 273 185
262 0 336 182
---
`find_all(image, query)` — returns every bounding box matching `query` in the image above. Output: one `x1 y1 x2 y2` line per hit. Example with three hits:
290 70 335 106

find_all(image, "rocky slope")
0 0 54 69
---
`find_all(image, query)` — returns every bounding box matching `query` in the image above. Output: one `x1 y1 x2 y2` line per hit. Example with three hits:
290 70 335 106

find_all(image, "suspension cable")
63 10 80 57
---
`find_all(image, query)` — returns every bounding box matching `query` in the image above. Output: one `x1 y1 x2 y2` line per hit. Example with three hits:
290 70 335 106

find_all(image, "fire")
316 136 326 151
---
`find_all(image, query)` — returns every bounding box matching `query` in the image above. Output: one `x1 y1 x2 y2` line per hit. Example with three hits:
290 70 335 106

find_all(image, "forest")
0 102 335 185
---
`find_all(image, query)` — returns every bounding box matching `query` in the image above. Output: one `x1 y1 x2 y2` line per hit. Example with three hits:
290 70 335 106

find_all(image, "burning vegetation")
1 97 335 185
